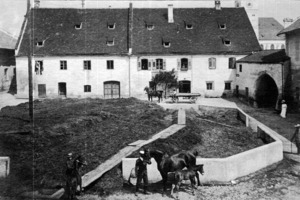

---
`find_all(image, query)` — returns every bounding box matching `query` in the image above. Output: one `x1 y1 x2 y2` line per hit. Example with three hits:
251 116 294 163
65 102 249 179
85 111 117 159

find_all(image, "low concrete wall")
0 157 10 177
122 107 283 184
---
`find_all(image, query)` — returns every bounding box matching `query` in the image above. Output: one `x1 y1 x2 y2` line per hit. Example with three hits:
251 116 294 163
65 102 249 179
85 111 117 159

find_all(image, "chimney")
235 0 241 7
215 0 221 10
34 0 40 8
168 4 174 23
283 18 294 28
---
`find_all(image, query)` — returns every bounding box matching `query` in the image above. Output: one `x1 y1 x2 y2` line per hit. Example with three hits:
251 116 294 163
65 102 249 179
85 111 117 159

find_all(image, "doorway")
58 82 67 97
178 80 191 93
38 84 46 98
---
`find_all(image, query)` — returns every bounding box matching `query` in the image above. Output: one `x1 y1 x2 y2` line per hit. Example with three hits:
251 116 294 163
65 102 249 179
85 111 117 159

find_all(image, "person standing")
280 100 287 118
135 150 151 195
291 124 300 154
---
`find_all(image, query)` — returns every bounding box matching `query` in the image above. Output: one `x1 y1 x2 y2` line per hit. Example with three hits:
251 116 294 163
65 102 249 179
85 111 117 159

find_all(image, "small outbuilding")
235 49 290 108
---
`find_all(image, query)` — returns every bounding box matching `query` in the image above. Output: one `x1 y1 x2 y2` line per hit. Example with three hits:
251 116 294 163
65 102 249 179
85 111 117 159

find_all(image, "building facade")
258 18 285 50
15 2 260 99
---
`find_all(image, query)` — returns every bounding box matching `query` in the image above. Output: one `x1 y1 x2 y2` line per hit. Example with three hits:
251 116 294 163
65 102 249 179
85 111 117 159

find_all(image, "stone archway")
255 74 278 108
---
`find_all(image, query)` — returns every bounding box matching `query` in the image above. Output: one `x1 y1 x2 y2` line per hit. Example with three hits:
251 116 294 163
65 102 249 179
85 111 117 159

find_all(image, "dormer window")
36 41 44 47
222 38 231 46
146 24 154 30
106 38 114 46
219 23 226 29
185 22 193 30
74 23 82 30
163 42 171 48
107 22 115 30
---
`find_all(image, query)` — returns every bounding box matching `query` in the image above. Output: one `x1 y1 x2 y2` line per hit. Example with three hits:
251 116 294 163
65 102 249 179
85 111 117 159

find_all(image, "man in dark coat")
291 124 300 154
135 150 151 195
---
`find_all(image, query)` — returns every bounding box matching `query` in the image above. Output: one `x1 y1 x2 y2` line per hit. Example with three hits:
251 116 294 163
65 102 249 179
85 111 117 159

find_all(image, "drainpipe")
281 62 284 99
128 3 133 97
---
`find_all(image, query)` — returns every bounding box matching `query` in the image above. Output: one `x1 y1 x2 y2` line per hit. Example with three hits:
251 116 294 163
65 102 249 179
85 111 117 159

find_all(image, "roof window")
146 24 154 30
185 22 193 30
74 23 82 30
106 38 114 46
35 40 44 47
107 22 115 30
219 23 226 30
163 41 171 48
223 39 231 46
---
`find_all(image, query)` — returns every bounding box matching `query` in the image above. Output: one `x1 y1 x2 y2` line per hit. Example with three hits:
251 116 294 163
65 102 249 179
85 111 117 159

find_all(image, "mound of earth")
0 98 174 197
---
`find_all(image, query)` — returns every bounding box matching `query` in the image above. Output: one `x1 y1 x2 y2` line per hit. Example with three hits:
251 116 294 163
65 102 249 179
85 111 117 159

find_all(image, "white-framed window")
228 57 236 69
84 60 91 70
107 60 114 69
35 60 44 75
146 23 154 30
84 85 91 92
60 60 67 70
208 57 216 69
156 58 163 70
185 22 193 29
181 58 188 71
35 41 44 47
219 23 226 29
206 81 214 90
223 39 231 46
163 42 171 48
106 39 114 46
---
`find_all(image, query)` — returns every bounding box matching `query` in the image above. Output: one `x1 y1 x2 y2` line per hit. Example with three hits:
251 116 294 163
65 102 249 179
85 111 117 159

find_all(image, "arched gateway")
255 74 278 108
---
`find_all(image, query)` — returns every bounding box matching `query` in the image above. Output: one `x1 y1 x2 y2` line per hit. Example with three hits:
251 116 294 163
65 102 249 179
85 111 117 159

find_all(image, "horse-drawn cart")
170 93 201 104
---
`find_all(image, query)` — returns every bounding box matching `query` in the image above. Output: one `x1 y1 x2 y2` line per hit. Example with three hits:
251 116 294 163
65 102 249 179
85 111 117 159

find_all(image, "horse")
66 155 87 199
170 164 204 198
144 87 163 103
146 149 199 195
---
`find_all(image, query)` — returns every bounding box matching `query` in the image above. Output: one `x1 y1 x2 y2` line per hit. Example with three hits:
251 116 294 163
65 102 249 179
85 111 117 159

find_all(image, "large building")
278 18 300 108
0 29 17 92
15 1 260 99
258 18 285 50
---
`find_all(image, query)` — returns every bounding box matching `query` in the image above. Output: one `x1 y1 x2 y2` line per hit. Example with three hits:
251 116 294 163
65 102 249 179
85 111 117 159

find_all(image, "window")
270 44 275 49
163 42 171 48
84 85 91 92
60 60 67 70
36 41 44 47
107 60 114 69
107 22 115 30
223 39 231 46
228 57 236 69
206 82 214 90
239 64 242 72
219 24 226 29
35 60 44 75
156 59 163 70
106 38 114 46
146 24 154 30
74 23 82 30
84 60 91 70
181 58 188 71
141 59 148 70
225 82 231 90
208 57 216 69
185 22 193 29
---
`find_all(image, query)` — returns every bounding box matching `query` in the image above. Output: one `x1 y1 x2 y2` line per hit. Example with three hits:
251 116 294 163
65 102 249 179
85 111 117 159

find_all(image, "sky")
0 0 299 38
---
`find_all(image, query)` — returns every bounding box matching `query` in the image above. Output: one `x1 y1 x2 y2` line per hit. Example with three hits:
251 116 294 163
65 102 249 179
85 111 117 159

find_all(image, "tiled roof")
0 29 17 49
132 8 260 55
237 49 290 64
278 18 300 35
17 8 129 56
17 7 260 57
258 18 285 40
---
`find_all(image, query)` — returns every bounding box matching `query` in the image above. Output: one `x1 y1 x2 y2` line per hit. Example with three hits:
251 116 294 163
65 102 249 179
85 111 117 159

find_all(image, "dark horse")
66 155 87 200
144 87 163 103
146 149 199 195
